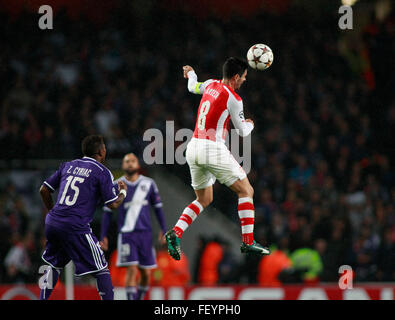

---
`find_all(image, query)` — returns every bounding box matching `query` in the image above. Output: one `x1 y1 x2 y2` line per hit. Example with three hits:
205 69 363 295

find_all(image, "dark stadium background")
0 0 394 300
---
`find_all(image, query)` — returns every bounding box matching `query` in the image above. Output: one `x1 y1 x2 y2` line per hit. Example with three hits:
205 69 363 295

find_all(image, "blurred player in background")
39 135 127 300
165 57 270 260
100 153 166 300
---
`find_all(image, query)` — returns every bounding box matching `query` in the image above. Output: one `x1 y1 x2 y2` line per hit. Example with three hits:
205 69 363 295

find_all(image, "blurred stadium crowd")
0 2 394 285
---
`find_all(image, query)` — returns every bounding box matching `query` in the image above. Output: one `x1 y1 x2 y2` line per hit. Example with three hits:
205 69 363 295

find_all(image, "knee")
239 184 254 199
248 185 254 198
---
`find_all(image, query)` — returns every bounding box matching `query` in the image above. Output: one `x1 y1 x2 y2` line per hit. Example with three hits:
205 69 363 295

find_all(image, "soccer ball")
247 44 274 71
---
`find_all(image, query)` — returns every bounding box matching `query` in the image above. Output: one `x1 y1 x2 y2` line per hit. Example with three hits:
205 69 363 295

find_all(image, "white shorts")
186 138 247 190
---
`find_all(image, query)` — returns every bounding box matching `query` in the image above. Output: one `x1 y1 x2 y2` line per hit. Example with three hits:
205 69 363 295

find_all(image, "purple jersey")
101 175 166 237
43 156 118 232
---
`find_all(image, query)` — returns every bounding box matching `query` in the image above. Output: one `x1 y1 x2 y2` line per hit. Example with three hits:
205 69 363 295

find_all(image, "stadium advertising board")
0 285 393 300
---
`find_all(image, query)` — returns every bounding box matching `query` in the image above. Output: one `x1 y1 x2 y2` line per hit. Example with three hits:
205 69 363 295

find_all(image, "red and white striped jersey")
187 70 253 144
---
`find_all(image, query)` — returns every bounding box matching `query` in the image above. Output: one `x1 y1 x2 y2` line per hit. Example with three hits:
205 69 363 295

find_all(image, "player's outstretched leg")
166 199 205 260
230 178 271 257
93 268 114 300
238 197 271 256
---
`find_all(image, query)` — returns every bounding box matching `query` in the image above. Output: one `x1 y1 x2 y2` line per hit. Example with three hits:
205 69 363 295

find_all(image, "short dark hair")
222 57 248 80
81 135 105 157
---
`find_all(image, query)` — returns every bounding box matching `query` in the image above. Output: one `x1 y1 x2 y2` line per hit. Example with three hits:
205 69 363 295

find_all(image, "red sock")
238 197 255 245
173 200 203 238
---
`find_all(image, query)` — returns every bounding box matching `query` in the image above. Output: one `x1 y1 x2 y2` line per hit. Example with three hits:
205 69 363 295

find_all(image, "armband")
195 82 203 94
119 189 127 198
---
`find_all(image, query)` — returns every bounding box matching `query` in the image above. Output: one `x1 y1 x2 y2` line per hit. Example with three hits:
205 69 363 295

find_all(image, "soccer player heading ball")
165 57 271 260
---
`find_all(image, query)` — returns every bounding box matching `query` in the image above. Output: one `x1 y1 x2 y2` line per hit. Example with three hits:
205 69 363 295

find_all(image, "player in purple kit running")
39 135 127 300
100 153 166 300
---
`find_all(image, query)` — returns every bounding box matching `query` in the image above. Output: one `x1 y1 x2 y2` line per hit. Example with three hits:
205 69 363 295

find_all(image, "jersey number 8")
197 100 211 131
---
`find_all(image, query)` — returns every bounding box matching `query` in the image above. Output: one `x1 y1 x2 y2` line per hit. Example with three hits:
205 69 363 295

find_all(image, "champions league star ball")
247 44 274 71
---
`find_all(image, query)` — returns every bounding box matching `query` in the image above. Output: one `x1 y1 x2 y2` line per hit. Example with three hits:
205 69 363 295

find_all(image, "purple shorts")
42 223 108 276
116 231 157 269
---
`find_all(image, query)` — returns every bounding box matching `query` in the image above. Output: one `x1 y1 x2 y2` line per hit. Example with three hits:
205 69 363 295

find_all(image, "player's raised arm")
227 95 254 137
183 65 213 95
